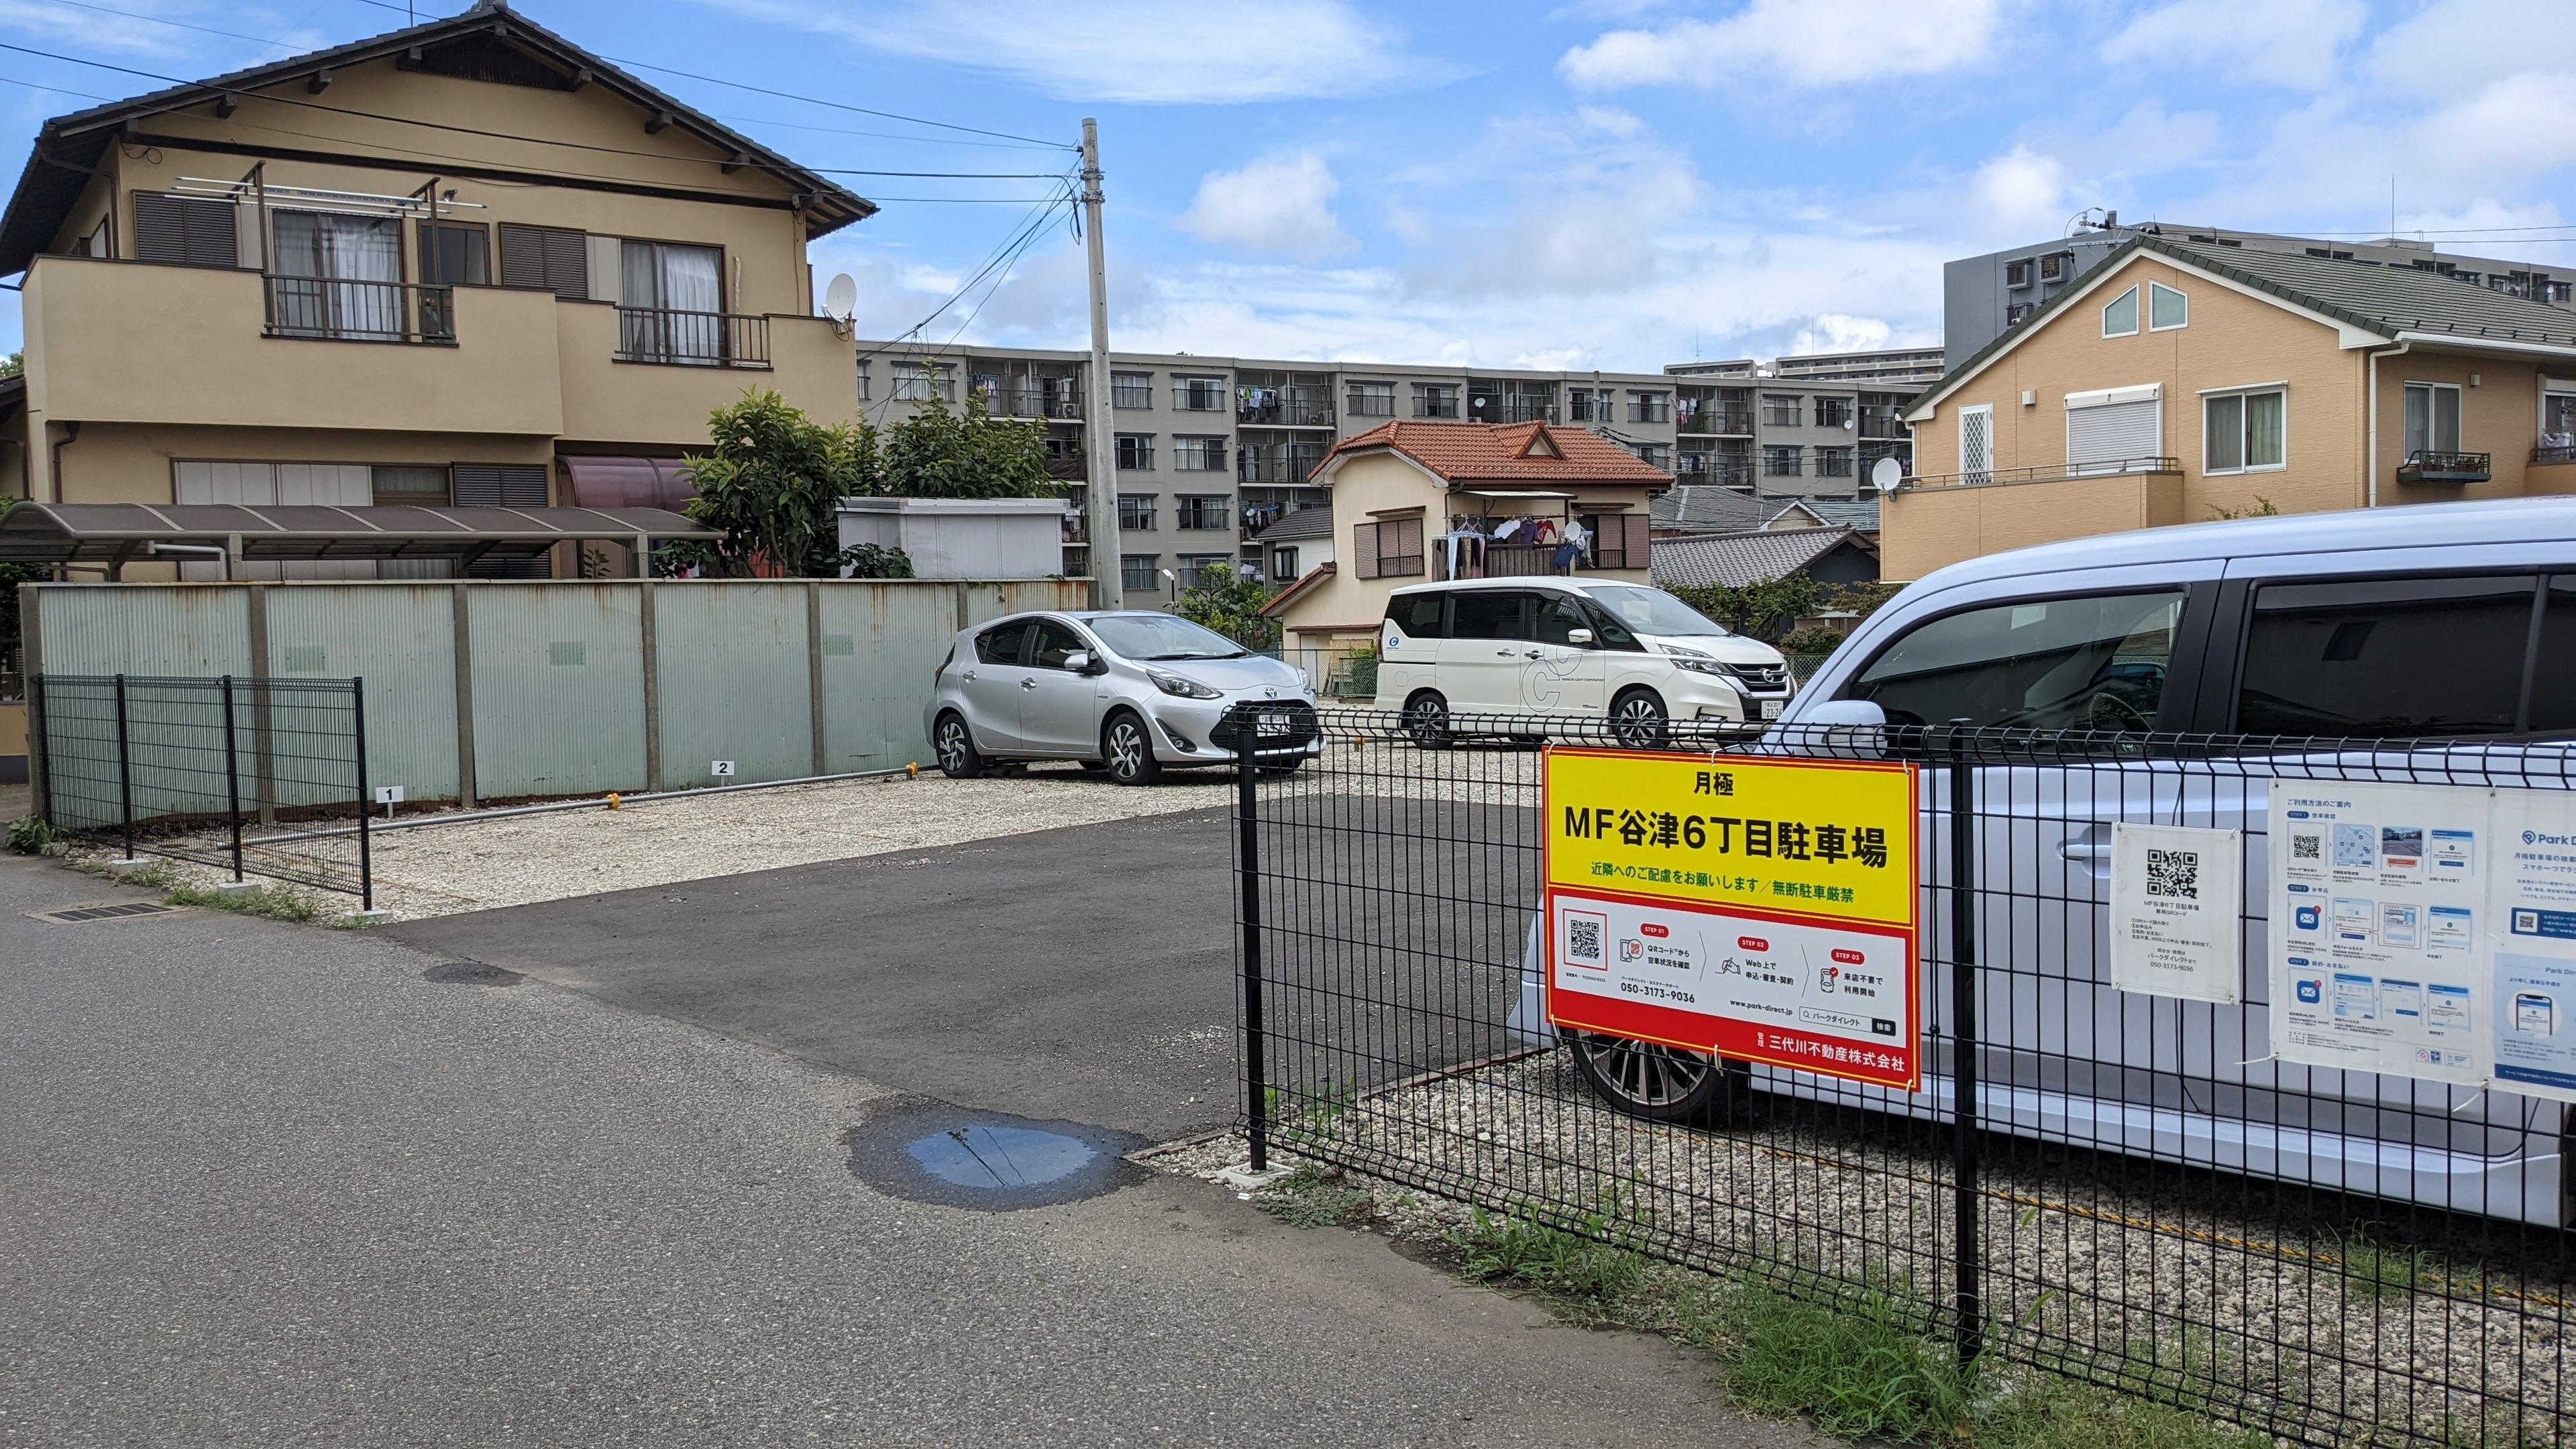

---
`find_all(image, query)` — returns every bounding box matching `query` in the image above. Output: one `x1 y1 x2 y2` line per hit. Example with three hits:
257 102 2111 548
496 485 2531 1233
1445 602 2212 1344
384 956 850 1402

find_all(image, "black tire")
1608 687 1670 749
1566 1031 1752 1126
1403 690 1452 750
932 711 985 780
1078 759 1110 773
1101 710 1162 785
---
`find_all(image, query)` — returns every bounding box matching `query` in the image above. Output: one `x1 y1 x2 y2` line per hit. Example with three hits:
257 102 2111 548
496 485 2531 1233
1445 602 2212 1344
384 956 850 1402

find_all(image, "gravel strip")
1146 1055 2571 1448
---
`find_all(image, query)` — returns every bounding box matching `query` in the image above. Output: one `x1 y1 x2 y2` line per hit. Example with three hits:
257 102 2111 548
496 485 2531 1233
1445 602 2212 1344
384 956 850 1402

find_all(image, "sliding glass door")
270 211 404 340
618 240 724 364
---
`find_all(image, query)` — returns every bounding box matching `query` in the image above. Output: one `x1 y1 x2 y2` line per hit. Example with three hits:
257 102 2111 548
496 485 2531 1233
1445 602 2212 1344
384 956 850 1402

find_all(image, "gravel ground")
1146 1055 2573 1448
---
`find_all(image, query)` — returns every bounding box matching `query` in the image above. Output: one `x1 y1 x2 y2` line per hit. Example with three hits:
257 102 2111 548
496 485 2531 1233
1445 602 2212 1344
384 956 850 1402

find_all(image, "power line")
0 72 109 103
16 0 307 50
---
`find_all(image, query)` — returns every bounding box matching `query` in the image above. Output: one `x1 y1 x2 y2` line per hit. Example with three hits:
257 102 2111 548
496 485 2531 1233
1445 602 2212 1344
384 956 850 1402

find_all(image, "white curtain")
271 212 400 338
620 241 723 362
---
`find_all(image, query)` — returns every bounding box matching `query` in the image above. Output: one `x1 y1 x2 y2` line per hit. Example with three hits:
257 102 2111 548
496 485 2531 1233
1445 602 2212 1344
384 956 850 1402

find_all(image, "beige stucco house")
0 0 873 580
1888 235 2576 580
1263 419 1672 662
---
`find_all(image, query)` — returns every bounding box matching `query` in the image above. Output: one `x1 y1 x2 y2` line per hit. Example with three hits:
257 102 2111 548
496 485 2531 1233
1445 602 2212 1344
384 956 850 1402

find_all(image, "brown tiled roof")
1324 421 1674 486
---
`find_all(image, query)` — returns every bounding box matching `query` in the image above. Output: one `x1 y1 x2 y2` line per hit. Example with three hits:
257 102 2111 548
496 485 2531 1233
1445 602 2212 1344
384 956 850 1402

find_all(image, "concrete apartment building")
1947 219 2573 362
0 1 871 579
1889 234 2576 579
863 341 1945 601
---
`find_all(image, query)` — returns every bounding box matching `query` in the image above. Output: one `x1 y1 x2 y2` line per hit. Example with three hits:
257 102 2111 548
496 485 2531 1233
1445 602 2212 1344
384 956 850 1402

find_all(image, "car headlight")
1148 669 1224 700
1296 666 1313 693
1667 654 1740 680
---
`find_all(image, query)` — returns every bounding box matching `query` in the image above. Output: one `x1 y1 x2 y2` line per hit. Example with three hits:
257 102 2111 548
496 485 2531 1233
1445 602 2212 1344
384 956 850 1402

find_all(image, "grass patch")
2330 1226 2432 1303
1255 1164 1379 1230
1984 1373 2275 1449
1721 1280 1978 1442
6 814 66 856
161 877 325 924
1451 1207 1647 1313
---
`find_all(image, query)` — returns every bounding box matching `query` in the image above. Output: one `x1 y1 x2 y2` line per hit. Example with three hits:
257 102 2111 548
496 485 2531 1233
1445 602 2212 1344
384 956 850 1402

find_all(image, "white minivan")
1372 578 1792 746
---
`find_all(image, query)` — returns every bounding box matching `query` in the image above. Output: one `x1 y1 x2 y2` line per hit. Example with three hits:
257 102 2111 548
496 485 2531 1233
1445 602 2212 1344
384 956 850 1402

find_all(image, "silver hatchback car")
924 610 1324 784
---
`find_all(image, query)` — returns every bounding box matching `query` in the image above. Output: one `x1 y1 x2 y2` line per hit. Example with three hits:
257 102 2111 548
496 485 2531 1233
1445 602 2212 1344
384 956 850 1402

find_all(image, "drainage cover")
29 902 179 924
422 960 523 986
844 1101 1143 1211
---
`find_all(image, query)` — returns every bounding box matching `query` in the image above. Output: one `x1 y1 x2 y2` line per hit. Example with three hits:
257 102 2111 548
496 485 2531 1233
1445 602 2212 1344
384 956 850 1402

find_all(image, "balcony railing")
1171 384 1228 412
2396 449 2493 483
1859 407 1908 439
1239 449 1323 484
1902 455 2182 491
1238 388 1335 427
996 386 1083 420
1673 455 1754 487
1680 408 1754 435
2533 444 2576 466
263 275 456 345
1566 396 1613 423
1629 402 1671 425
1469 397 1557 424
612 307 771 368
1042 456 1088 483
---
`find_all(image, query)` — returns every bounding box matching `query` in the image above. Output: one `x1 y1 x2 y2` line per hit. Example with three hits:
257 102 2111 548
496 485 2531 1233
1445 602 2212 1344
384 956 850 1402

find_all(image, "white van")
1521 497 2576 1224
1372 577 1792 745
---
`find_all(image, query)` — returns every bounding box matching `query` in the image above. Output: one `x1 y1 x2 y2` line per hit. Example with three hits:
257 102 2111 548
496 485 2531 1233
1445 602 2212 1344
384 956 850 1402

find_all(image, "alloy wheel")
1107 719 1147 781
1577 1033 1713 1108
1609 693 1668 749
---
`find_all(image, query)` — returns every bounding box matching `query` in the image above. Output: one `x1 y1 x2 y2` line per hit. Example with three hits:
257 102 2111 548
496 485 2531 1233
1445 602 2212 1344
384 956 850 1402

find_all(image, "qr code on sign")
2292 833 2321 861
1563 910 1609 969
2145 848 2200 899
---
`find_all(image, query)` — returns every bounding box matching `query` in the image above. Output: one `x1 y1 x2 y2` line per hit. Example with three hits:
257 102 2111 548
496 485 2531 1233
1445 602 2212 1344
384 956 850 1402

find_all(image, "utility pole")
1081 118 1122 608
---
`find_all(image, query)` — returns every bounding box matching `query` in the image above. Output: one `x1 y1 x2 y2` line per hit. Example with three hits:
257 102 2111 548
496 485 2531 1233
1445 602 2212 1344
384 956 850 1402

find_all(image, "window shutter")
453 464 553 577
543 227 590 301
498 223 547 289
2068 400 2160 468
499 223 588 298
1617 513 1650 568
132 193 237 268
1385 517 1424 577
1352 521 1382 580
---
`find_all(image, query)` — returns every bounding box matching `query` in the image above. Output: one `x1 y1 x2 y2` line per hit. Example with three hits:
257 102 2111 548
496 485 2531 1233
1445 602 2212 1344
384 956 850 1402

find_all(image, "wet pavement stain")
844 1100 1145 1211
422 961 524 987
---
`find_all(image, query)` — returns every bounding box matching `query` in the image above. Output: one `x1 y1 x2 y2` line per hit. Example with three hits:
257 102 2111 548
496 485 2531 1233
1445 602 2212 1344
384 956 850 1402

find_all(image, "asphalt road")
0 853 1796 1448
389 795 1549 1142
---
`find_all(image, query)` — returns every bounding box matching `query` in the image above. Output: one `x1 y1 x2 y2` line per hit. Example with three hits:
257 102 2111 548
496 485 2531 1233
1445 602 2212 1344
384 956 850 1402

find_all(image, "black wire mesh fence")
1230 708 2573 1448
32 674 376 904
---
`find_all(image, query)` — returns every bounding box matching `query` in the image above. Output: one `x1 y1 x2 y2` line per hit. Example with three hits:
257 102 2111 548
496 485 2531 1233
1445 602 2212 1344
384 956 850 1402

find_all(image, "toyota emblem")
1263 686 1279 698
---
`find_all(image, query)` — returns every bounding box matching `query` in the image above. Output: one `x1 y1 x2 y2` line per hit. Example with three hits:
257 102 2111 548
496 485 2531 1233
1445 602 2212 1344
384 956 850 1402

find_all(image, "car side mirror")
1794 698 1888 759
1063 651 1097 674
1566 628 1594 647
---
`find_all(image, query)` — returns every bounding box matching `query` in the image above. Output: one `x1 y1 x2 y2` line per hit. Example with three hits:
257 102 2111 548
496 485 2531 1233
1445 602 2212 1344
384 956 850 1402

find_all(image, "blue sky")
0 0 2571 370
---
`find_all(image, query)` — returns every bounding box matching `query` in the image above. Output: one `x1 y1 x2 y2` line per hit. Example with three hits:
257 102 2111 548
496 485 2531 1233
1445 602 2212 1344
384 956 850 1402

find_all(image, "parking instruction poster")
1542 747 1921 1091
2269 780 2576 1098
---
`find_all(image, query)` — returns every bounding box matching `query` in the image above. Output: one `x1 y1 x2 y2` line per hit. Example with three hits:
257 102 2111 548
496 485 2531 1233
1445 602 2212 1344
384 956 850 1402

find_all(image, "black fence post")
29 674 52 826
221 675 243 883
113 674 135 862
1235 708 1269 1174
352 677 373 914
1945 718 1982 1367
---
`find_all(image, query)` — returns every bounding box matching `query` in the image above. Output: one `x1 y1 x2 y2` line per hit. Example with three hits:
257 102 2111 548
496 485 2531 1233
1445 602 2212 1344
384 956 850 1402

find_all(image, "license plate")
1256 714 1293 737
1758 699 1782 720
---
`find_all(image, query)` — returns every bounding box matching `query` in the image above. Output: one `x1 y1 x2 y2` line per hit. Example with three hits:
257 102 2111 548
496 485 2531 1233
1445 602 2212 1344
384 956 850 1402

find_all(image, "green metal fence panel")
819 580 952 773
653 582 812 791
32 586 252 676
466 583 646 799
264 585 460 804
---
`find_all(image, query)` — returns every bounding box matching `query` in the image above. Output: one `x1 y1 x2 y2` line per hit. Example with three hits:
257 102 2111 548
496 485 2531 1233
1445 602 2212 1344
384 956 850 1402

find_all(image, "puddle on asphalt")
844 1102 1144 1211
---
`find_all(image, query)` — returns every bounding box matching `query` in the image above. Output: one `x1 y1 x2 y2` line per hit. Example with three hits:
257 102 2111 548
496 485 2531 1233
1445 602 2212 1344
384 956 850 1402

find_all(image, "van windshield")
1088 613 1248 661
1585 585 1730 637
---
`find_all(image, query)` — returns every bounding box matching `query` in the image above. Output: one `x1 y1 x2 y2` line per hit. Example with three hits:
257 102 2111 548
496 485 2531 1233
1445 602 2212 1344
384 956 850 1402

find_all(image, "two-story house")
1888 235 2576 580
0 0 871 578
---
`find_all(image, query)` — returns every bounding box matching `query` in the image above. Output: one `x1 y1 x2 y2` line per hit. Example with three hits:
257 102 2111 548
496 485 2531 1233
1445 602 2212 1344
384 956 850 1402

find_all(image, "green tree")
874 377 1058 500
1175 565 1281 651
1662 577 1898 643
0 352 21 380
665 389 875 578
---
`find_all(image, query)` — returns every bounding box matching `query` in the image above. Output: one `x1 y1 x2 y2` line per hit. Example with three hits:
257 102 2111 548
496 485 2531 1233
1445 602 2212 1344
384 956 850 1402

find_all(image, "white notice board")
2110 822 2243 1004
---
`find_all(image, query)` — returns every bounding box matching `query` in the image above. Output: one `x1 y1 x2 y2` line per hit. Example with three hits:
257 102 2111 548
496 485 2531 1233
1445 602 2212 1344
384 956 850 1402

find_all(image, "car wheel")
932 712 984 779
1102 710 1162 785
1403 690 1451 750
1078 759 1109 773
1566 1031 1751 1126
1608 688 1670 749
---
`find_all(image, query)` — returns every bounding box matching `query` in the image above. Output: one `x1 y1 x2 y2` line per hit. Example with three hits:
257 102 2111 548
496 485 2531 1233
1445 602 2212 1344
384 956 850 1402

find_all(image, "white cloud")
2361 0 2566 97
696 0 1462 104
1558 0 2000 91
1575 105 1644 138
1969 145 2067 236
2100 0 2364 91
1177 153 1358 264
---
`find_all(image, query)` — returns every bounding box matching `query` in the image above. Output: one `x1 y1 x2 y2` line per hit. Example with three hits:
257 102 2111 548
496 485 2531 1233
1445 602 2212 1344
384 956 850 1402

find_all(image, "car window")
974 623 1029 667
2533 575 2575 734
2235 574 2536 739
1028 619 1089 670
1386 593 1446 638
1532 595 1590 647
1450 590 1529 641
1848 590 2185 732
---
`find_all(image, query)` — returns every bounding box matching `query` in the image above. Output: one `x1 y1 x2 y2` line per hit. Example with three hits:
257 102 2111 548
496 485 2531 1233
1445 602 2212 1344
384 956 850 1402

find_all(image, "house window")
618 239 726 364
1350 515 1425 580
2148 282 2188 331
498 221 588 300
1174 437 1227 472
1567 388 1609 423
1115 434 1155 470
1270 545 1299 580
1413 383 1459 419
131 192 238 268
270 211 403 340
1813 396 1851 429
1120 554 1160 593
2203 388 2286 474
891 363 954 402
1628 391 1670 424
1762 445 1803 477
1112 372 1152 409
370 465 451 506
1958 403 1994 481
1762 394 1803 428
1174 376 1226 411
2067 386 2161 471
1177 553 1232 588
417 221 488 286
1815 446 1854 478
855 361 870 401
2005 302 2035 326
2005 258 2033 288
1176 494 1230 529
2404 382 2462 457
1117 494 1156 530
1347 381 1395 417
2102 284 2140 337
1640 443 1671 469
2039 252 2070 282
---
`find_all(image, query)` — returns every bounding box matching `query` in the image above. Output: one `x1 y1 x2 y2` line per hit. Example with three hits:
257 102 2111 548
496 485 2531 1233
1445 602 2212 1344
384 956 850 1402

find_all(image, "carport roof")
0 501 713 564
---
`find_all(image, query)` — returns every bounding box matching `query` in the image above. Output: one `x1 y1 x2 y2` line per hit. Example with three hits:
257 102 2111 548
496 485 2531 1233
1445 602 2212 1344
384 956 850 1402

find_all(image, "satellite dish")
822 272 857 323
1870 456 1904 494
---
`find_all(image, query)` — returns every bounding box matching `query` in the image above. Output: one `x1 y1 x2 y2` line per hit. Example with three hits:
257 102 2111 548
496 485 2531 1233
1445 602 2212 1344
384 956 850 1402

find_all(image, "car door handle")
2059 824 2112 861
1020 678 1038 690
961 669 977 682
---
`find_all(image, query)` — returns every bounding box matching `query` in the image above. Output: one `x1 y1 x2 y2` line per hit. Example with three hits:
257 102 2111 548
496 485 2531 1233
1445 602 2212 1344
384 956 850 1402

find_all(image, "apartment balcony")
1042 456 1088 483
1673 455 1754 488
1238 388 1334 427
1170 384 1229 413
995 386 1084 421
1900 455 2181 491
264 276 458 345
1881 462 2186 580
2396 449 2493 484
611 306 771 369
1680 409 1754 435
1238 448 1323 484
1858 407 1909 439
1468 397 1556 425
1566 397 1615 424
